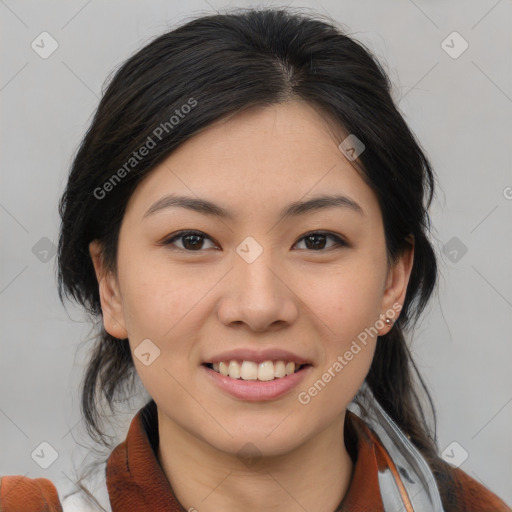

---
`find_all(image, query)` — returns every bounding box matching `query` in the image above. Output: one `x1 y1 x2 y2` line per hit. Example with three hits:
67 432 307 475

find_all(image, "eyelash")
161 230 348 252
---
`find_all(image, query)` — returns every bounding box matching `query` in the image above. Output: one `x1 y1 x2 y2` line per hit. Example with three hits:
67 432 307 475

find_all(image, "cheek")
118 260 205 403
117 254 219 397
295 266 382 422
304 260 385 340
118 255 205 340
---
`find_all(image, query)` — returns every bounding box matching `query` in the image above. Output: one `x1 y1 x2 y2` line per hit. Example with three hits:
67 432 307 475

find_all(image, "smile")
202 361 312 401
205 360 309 381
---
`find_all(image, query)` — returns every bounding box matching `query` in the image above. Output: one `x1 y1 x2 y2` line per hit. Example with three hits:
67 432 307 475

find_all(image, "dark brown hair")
57 7 459 509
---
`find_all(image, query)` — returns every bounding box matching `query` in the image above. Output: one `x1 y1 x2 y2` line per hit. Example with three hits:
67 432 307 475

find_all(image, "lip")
204 348 312 365
202 364 312 401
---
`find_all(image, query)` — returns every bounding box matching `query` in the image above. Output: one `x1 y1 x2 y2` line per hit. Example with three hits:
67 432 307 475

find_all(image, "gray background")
1 0 511 505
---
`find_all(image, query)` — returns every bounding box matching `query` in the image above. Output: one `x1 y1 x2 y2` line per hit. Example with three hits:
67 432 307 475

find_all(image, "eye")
161 230 348 252
162 230 218 251
294 231 348 251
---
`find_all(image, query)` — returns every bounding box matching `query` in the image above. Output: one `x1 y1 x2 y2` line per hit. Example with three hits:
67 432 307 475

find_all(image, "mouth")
202 360 312 382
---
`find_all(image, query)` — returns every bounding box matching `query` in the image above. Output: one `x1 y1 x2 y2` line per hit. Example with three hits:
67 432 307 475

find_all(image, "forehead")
124 100 381 223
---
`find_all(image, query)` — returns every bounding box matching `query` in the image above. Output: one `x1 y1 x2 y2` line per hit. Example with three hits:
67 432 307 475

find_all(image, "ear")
378 235 415 335
89 240 128 339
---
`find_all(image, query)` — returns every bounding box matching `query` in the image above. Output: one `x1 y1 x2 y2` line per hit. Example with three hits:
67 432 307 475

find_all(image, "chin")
205 419 312 458
212 434 303 462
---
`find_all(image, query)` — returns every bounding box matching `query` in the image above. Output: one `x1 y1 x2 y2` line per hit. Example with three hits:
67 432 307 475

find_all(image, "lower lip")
202 364 312 401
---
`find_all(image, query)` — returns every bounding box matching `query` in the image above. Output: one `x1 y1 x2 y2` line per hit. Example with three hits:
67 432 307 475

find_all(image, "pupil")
184 234 202 250
305 234 326 250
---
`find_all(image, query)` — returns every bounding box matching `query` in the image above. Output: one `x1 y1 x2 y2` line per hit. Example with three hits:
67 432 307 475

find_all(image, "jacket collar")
106 400 388 511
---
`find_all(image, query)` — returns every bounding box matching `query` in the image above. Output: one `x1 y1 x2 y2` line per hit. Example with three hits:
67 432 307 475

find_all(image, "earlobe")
88 240 128 340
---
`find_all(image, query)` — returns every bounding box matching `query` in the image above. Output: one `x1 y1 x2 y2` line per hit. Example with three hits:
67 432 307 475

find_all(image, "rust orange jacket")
1 401 510 511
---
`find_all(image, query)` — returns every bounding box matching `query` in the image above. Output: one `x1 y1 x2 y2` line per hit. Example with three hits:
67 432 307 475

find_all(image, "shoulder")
1 465 111 512
0 474 62 511
441 464 511 511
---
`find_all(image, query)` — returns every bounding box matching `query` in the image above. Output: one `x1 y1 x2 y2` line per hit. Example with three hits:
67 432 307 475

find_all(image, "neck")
156 410 354 512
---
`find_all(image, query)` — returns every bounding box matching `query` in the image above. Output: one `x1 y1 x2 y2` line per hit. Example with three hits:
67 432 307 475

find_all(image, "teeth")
219 361 229 376
257 361 274 381
285 362 295 375
228 360 241 379
274 360 286 378
209 360 303 381
240 361 258 380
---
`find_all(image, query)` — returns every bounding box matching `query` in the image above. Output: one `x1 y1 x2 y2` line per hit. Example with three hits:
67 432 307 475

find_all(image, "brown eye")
294 232 347 251
163 231 217 251
162 230 347 252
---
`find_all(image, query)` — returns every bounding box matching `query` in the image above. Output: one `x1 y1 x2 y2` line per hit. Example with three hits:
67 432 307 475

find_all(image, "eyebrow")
143 193 364 220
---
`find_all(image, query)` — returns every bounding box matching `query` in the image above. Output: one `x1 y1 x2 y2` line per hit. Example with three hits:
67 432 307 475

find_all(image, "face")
90 100 413 458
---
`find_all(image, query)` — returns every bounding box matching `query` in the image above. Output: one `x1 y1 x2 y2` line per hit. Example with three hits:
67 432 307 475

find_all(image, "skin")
89 99 414 512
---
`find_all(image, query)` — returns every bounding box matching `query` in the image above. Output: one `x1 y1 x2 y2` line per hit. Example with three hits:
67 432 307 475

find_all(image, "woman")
0 7 509 512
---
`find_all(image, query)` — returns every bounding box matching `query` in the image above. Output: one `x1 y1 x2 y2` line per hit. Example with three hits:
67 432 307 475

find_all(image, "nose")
217 249 299 332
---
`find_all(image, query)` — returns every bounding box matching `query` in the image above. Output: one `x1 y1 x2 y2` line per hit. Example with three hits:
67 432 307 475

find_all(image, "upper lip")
204 348 312 365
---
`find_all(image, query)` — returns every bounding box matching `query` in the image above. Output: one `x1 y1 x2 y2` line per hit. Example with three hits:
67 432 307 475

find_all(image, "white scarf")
348 381 445 511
